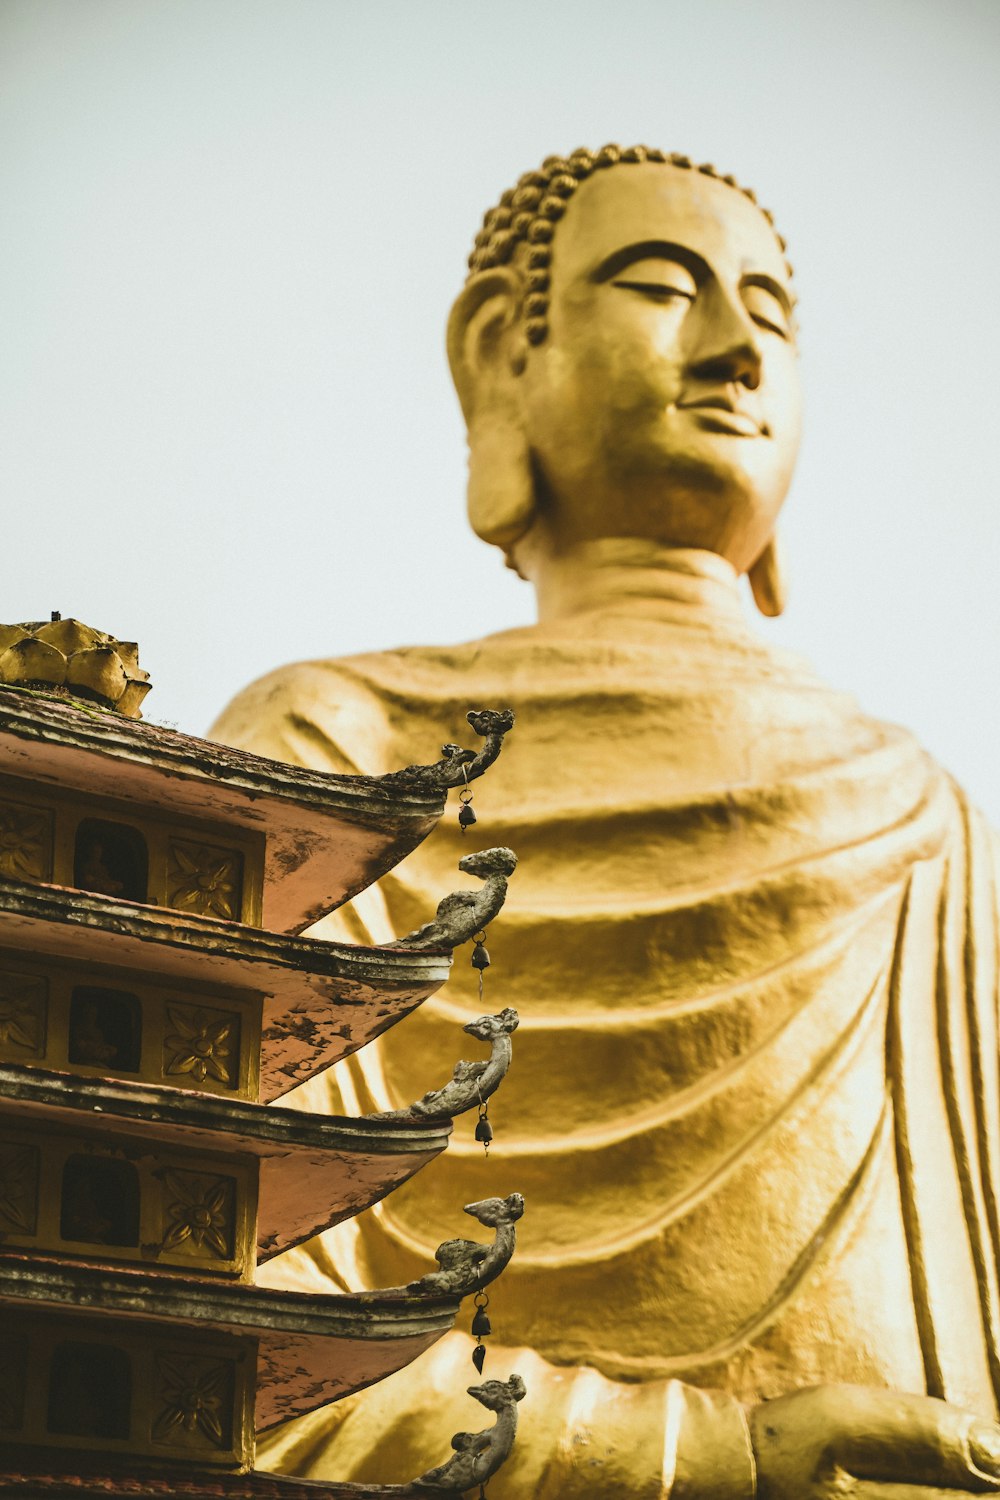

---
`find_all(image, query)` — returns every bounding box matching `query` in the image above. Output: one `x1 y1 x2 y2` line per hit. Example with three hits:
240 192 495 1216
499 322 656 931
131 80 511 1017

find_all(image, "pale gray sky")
3 0 1000 816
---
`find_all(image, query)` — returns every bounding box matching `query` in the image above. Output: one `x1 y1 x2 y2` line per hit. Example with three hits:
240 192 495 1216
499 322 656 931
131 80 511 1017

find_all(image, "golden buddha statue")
212 145 1000 1497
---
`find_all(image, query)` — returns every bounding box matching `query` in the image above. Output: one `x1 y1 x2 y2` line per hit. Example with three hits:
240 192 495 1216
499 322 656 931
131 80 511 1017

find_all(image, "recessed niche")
47 1341 131 1439
60 1155 140 1247
0 1336 27 1430
68 986 142 1071
73 819 148 903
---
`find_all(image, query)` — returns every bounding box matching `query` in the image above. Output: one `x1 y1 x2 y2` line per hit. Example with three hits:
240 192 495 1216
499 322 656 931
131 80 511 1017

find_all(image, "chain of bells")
459 776 497 1392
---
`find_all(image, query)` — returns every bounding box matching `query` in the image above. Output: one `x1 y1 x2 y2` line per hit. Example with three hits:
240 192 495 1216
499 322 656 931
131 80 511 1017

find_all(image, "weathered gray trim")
0 686 446 818
0 1254 459 1338
0 879 450 985
0 1063 449 1154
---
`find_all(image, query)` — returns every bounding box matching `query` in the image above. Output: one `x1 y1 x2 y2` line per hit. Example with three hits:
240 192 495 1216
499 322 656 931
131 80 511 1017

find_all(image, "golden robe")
213 551 1000 1497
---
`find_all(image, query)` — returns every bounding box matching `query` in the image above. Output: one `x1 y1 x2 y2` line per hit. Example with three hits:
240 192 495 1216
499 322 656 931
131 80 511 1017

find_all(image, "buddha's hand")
750 1385 1000 1499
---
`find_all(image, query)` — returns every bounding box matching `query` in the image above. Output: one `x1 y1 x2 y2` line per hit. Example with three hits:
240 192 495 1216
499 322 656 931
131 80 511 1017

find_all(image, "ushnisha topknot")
467 143 794 346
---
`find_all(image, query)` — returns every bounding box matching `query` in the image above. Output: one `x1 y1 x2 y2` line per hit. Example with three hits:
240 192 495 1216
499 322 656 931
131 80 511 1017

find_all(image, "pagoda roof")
0 1064 450 1260
0 881 450 1099
0 687 444 934
0 1454 433 1498
0 1255 459 1430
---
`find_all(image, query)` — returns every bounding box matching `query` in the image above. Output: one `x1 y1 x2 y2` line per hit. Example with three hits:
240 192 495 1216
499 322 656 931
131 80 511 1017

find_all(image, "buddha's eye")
741 281 792 340
611 258 697 304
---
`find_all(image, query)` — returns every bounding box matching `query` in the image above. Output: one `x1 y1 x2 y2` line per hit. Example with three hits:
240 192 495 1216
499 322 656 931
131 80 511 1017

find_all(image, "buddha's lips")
676 395 768 437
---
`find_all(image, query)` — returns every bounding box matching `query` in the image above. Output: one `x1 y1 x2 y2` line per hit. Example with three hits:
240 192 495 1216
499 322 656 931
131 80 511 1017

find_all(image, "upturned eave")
0 1255 459 1430
0 687 445 934
0 1063 451 1260
0 880 450 1098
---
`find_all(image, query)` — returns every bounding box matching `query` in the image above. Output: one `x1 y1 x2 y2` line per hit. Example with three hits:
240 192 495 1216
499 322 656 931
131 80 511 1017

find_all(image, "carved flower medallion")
0 801 52 881
153 1354 232 1448
0 972 46 1056
0 1143 39 1234
160 1170 235 1260
166 842 242 921
163 1005 238 1086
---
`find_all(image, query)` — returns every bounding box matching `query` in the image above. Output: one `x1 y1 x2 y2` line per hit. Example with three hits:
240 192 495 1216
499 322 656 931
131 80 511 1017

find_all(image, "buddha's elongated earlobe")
467 401 536 550
448 268 537 553
748 534 787 617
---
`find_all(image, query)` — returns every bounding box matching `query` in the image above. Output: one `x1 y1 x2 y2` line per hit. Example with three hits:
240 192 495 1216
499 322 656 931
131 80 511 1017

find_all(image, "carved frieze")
0 1311 254 1468
0 772 262 925
0 952 259 1098
0 1122 255 1279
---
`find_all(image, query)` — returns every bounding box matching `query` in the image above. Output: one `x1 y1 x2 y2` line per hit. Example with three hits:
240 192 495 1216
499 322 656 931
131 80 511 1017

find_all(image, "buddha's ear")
447 270 536 550
447 269 525 418
748 534 788 617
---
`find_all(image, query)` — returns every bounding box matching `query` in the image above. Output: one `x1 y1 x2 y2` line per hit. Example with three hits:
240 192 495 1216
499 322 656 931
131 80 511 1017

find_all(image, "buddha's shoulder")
209 642 504 774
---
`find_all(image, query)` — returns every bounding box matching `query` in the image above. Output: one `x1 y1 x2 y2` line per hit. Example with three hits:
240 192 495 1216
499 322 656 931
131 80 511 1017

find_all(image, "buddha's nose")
726 337 762 389
688 292 763 389
689 331 762 390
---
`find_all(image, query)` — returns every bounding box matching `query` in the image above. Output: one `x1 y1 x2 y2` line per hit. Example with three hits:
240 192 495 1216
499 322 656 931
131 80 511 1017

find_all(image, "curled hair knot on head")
466 144 795 345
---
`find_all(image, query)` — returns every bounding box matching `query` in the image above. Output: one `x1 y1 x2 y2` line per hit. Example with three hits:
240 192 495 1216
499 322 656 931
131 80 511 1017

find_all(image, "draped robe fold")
212 553 1000 1496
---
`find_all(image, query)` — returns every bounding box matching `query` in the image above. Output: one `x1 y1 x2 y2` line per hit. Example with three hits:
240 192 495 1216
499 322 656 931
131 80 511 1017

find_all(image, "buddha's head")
447 145 801 614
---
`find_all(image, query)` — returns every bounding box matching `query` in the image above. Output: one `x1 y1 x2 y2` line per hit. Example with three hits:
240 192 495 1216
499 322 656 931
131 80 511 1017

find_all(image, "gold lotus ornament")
0 617 151 718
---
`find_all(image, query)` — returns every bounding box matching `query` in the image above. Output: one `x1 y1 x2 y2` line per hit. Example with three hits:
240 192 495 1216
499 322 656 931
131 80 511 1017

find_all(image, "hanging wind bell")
475 1099 493 1153
471 1290 491 1373
471 931 490 992
458 762 477 833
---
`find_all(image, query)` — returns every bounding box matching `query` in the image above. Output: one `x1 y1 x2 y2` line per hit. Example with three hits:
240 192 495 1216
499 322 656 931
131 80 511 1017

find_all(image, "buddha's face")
516 164 802 571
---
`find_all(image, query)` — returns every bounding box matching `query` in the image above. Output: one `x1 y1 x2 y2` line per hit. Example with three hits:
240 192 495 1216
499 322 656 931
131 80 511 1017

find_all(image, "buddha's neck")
525 536 748 631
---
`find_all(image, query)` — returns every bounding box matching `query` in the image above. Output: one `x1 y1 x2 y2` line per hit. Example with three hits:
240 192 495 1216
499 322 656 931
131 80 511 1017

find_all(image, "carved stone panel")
166 842 244 922
0 1122 255 1279
163 1003 241 1088
0 1142 39 1235
0 951 259 1097
0 772 263 926
0 799 52 882
0 969 47 1061
160 1169 236 1263
0 1311 254 1468
152 1352 235 1453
